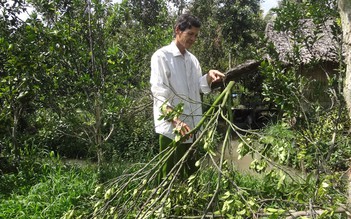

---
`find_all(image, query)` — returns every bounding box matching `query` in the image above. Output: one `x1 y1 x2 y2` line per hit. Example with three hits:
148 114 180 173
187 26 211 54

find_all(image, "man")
150 14 225 182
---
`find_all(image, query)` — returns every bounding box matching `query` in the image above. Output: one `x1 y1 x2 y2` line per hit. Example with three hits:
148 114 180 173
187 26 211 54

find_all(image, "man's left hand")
207 70 225 85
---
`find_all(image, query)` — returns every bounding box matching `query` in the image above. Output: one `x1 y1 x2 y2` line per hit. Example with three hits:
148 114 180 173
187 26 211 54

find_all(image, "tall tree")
339 0 351 121
338 0 351 214
0 0 173 165
128 0 165 27
0 0 47 160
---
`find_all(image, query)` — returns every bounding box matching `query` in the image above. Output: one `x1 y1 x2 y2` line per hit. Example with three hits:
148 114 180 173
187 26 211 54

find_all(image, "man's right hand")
172 119 192 141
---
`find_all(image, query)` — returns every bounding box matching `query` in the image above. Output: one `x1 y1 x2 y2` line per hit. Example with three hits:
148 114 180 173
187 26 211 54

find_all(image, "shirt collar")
170 41 188 57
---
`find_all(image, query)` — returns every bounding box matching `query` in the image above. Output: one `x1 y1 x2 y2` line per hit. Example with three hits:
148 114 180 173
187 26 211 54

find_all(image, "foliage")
1 0 350 218
105 93 158 163
237 0 350 217
0 152 98 219
0 0 168 164
88 0 350 218
188 0 266 71
258 0 348 168
0 0 267 164
90 158 347 218
88 77 347 218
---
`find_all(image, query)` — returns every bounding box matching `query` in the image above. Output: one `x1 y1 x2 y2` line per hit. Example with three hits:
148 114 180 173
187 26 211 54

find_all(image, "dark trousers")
158 135 198 184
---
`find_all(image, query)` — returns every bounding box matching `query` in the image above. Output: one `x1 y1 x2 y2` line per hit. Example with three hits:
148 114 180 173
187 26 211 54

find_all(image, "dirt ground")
219 137 303 179
222 138 255 173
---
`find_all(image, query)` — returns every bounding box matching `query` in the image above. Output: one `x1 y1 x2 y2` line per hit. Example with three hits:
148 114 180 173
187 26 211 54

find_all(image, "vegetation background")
0 0 350 218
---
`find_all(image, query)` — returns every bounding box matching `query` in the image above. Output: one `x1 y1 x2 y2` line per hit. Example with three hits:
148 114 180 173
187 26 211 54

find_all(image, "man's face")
175 26 200 49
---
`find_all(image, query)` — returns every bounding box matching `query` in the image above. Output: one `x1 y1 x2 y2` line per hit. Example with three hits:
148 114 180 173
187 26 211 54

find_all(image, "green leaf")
174 134 181 142
237 209 246 215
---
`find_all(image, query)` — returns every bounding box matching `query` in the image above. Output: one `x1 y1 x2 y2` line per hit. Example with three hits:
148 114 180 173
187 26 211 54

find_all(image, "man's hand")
172 119 192 141
206 69 225 85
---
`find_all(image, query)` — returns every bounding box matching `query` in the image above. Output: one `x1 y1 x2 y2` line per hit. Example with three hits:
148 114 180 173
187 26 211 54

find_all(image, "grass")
0 157 98 219
2 152 346 219
0 152 143 219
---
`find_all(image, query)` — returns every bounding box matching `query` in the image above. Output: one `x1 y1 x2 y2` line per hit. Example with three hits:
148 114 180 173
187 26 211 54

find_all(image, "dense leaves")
189 0 265 71
0 0 170 163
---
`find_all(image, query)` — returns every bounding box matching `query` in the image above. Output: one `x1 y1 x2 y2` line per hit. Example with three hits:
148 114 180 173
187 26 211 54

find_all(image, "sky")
261 0 279 15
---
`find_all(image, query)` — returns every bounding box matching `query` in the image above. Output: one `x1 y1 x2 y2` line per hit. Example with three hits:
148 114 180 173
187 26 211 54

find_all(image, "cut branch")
211 59 261 89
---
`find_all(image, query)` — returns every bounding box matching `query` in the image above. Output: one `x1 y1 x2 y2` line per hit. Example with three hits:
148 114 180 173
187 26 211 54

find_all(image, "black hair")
174 14 201 32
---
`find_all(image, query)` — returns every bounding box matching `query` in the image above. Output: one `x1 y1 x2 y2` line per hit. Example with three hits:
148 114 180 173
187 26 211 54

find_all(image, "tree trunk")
339 0 351 217
95 91 104 169
12 105 21 161
339 0 351 120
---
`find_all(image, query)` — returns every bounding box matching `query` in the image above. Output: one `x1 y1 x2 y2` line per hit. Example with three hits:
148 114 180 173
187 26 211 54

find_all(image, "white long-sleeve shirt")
150 41 211 142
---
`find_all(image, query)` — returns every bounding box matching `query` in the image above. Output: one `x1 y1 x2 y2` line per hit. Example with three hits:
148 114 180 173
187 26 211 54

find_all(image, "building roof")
265 19 340 64
213 19 341 88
